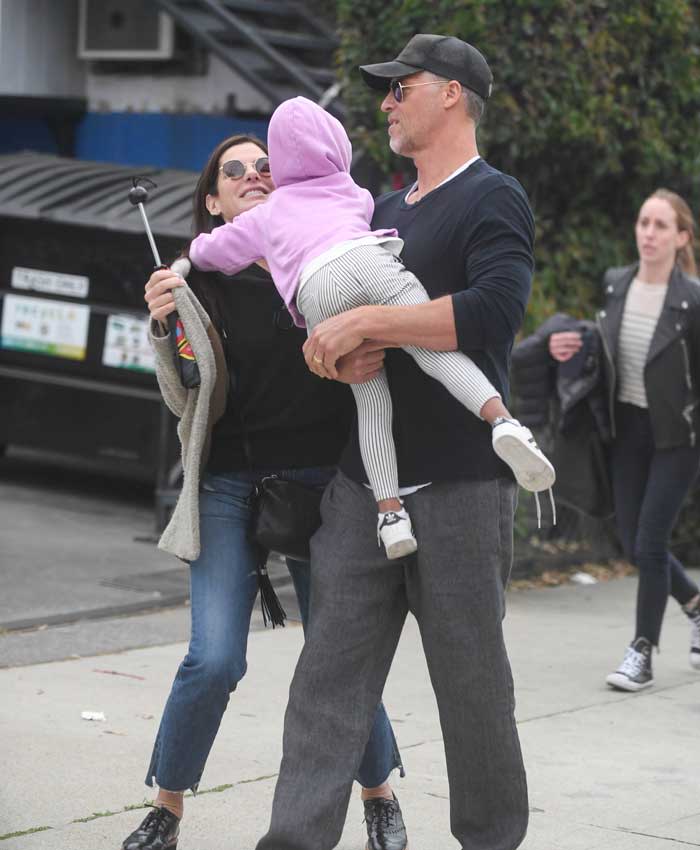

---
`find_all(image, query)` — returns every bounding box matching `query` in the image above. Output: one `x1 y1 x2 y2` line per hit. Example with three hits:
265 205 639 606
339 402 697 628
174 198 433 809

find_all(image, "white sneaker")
377 509 417 560
491 418 556 492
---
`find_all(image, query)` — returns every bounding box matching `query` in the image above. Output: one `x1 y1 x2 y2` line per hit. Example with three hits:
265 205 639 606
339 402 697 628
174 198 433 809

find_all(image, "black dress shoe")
363 794 408 850
122 805 180 850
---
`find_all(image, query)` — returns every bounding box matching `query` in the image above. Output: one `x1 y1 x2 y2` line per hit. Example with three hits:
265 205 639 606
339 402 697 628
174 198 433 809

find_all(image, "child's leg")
348 370 400 505
296 262 417 558
349 372 417 559
388 282 554 492
404 343 500 419
349 248 555 494
328 244 503 417
298 271 402 506
383 278 503 418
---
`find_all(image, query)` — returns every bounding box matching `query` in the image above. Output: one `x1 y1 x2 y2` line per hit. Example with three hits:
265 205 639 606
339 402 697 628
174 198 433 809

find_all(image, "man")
257 34 534 850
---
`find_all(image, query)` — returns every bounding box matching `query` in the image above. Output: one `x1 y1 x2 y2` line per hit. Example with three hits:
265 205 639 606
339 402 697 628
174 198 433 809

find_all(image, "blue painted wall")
0 112 270 170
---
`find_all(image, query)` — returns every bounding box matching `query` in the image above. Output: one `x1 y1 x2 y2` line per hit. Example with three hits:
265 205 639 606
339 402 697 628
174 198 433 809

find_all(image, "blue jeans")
145 467 403 792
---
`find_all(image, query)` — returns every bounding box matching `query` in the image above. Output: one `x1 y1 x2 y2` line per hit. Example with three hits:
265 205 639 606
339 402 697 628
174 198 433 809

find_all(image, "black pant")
612 402 700 645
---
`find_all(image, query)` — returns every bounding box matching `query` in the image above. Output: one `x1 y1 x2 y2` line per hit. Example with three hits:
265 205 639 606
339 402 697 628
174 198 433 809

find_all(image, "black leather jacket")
597 264 700 448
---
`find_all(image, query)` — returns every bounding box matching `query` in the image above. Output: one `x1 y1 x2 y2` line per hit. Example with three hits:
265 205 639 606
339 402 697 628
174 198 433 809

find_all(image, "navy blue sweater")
340 158 535 485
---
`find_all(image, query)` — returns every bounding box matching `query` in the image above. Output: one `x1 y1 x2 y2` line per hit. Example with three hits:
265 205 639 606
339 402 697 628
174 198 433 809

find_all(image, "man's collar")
405 155 481 203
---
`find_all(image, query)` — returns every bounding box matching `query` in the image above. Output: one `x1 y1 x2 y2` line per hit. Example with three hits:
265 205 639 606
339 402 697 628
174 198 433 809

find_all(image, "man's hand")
335 341 390 384
303 307 371 379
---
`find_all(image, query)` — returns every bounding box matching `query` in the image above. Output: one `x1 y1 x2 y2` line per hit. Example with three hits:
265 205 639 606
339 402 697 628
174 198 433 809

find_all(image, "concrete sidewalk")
1 573 699 850
0 451 300 667
0 451 180 632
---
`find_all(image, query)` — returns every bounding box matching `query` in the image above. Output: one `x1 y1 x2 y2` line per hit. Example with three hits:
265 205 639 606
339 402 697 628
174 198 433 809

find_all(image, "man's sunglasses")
219 156 271 180
390 78 448 103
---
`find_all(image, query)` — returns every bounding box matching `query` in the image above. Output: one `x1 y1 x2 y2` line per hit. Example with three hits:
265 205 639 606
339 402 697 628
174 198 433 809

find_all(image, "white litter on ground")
571 571 598 586
81 711 106 722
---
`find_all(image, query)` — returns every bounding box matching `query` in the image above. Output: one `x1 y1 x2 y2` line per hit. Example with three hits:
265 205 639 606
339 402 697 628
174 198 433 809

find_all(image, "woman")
550 189 700 691
123 135 406 850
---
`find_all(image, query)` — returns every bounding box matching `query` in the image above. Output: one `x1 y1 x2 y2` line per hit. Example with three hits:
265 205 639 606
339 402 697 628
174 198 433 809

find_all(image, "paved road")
1 575 699 850
2 452 699 849
0 451 299 667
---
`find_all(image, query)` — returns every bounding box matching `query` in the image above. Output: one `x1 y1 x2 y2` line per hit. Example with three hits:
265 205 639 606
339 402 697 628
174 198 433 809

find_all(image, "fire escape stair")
153 0 341 110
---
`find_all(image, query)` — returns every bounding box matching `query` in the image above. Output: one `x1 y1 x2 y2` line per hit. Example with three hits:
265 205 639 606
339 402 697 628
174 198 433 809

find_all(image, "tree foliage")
336 0 700 330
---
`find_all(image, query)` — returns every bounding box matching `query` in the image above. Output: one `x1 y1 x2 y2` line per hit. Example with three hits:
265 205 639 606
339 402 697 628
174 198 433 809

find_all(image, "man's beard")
389 132 411 156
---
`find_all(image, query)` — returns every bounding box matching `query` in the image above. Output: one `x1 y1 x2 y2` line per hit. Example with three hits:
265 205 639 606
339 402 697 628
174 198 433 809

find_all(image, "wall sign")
102 313 155 373
11 266 90 299
0 294 90 360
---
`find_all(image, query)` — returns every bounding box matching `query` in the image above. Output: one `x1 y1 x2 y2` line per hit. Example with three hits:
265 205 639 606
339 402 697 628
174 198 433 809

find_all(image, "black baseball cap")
360 34 493 101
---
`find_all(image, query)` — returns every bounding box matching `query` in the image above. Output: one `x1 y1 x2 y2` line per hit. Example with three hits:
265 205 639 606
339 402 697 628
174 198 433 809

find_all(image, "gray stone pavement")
1 575 699 850
2 454 700 849
0 451 299 667
0 450 181 631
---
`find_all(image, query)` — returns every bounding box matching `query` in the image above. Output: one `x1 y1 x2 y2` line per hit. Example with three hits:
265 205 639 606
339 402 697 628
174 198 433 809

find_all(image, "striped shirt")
617 278 668 407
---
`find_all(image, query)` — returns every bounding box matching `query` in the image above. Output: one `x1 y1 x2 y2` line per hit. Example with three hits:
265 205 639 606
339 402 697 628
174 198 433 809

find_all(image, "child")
190 97 554 559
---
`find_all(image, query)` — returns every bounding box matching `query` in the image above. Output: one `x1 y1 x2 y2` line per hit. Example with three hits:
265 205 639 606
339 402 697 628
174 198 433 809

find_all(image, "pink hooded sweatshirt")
189 96 397 326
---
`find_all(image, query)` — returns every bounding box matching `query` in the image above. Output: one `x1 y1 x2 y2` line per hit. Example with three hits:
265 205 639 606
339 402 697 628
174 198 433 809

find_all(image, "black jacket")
189 266 354 474
512 313 613 518
340 158 534 485
512 312 610 439
597 264 700 448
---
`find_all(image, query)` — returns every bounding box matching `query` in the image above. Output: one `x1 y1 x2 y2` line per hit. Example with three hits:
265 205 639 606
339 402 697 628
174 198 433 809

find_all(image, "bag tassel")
255 549 286 629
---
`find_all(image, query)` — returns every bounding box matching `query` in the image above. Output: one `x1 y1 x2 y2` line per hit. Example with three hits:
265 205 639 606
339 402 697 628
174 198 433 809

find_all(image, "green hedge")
336 0 700 331
335 1 700 558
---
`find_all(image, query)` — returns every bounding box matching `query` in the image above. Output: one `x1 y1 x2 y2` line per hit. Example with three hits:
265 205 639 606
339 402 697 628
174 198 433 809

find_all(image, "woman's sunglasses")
390 78 448 103
219 156 271 180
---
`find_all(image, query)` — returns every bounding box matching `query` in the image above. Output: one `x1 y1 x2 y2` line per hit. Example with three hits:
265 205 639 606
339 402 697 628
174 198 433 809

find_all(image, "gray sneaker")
606 637 654 691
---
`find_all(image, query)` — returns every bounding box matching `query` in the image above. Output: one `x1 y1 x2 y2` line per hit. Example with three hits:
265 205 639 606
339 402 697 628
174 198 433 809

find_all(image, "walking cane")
128 176 200 388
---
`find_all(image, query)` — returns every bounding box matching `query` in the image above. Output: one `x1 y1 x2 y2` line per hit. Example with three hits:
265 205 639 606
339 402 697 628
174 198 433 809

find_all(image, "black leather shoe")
363 794 408 850
122 805 180 850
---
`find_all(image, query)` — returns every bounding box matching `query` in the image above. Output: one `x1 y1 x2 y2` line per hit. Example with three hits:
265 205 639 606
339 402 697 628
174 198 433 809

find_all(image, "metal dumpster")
0 151 198 523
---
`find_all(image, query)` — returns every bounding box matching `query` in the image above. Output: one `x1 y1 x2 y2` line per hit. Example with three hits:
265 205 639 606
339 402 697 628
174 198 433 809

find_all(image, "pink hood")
189 97 398 326
267 96 353 185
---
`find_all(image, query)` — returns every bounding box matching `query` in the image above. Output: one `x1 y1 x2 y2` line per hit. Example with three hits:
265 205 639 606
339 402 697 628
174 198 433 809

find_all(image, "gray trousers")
296 245 499 501
256 471 528 850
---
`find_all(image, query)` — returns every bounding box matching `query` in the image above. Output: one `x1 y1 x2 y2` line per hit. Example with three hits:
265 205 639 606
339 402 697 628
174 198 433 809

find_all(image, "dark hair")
191 133 269 237
182 134 269 327
646 188 697 277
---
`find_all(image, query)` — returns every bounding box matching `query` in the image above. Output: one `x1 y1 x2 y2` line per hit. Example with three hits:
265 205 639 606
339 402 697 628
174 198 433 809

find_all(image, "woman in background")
550 189 700 691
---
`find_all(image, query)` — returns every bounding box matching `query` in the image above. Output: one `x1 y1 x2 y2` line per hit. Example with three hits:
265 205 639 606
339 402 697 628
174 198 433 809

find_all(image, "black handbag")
253 475 323 562
249 475 323 630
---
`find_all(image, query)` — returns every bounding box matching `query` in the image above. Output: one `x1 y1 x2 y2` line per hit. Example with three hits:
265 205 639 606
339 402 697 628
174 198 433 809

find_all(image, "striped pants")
296 244 499 501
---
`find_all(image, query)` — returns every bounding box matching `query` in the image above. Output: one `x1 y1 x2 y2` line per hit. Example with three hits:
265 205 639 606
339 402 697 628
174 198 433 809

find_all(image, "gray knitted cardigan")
150 283 228 562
